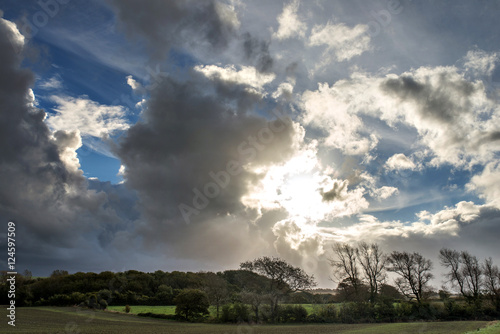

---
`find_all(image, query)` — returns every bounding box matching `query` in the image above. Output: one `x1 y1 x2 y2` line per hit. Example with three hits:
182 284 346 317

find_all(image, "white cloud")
242 141 369 222
320 201 482 243
52 129 82 173
300 61 499 167
301 82 378 155
273 0 307 40
467 162 500 208
39 76 63 90
309 22 371 62
272 81 294 100
463 49 498 77
194 64 275 95
385 153 416 170
214 1 241 30
126 75 144 93
1 16 24 51
46 95 130 138
372 186 399 200
379 66 497 167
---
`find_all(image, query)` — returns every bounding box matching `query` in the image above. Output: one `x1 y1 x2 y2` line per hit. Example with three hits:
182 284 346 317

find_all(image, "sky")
0 0 499 287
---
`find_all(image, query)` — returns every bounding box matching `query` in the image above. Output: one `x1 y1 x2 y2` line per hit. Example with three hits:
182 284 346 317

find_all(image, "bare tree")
439 248 466 295
461 251 482 307
358 242 387 303
388 251 433 305
483 258 500 311
329 243 362 299
439 248 482 307
240 257 316 321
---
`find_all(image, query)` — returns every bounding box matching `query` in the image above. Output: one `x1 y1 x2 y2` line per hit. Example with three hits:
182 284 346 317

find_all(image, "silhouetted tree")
358 242 387 303
483 257 500 312
330 243 362 300
439 248 482 307
240 257 316 321
388 251 433 305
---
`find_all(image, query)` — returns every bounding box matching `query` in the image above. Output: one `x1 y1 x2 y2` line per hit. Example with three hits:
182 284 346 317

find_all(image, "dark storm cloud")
381 73 477 125
115 71 298 262
107 0 238 60
0 16 138 274
321 180 348 202
242 32 274 73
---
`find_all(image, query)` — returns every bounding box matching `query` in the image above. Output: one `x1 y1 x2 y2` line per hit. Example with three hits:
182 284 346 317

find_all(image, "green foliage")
174 289 210 320
315 304 337 323
221 302 250 322
277 304 308 323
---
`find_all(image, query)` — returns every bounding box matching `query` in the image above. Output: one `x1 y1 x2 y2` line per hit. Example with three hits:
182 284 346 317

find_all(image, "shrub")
124 305 131 313
338 302 358 323
138 312 177 320
221 303 250 323
394 302 413 321
278 305 308 323
373 300 396 322
315 304 337 323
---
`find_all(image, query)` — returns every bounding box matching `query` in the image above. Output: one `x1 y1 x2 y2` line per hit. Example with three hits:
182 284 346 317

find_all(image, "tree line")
329 242 500 321
1 246 499 323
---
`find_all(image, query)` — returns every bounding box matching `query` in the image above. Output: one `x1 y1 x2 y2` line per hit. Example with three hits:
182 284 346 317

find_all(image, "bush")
221 303 250 323
124 305 131 313
47 294 72 306
138 312 177 320
315 304 337 323
373 300 396 322
338 302 358 323
278 305 308 323
394 302 413 321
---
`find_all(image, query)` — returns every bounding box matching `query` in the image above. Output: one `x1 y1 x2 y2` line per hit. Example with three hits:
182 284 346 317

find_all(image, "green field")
107 304 316 316
107 305 177 315
464 321 500 334
0 307 495 334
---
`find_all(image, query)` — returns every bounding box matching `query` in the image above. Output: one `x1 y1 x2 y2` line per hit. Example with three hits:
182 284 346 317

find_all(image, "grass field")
107 305 177 315
464 321 500 334
0 307 495 334
106 304 319 316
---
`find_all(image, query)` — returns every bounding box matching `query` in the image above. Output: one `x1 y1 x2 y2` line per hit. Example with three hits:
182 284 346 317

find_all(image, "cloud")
115 74 299 264
301 82 378 155
380 66 497 167
0 15 24 52
321 200 483 243
46 95 129 138
0 16 136 274
463 49 498 77
38 76 63 90
272 81 294 101
108 0 239 60
309 22 371 62
273 0 307 40
371 186 399 200
299 61 498 167
385 153 416 170
467 162 500 208
242 32 274 73
194 64 276 96
126 75 144 94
